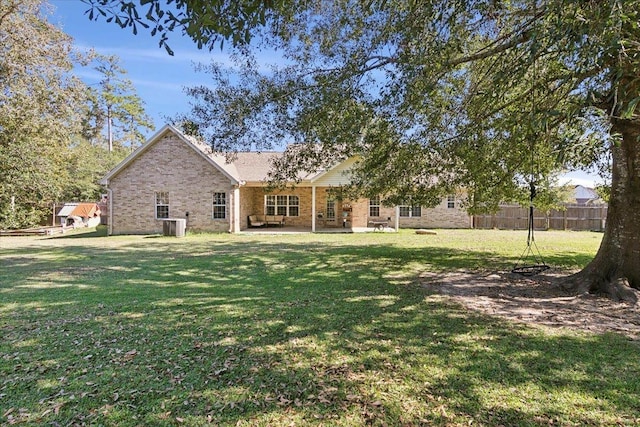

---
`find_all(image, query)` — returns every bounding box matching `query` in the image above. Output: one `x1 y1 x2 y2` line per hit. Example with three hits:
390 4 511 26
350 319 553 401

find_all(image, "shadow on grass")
42 225 109 239
541 251 596 269
1 237 637 426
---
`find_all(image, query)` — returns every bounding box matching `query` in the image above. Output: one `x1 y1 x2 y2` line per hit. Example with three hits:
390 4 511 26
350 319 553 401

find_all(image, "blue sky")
48 1 602 187
49 0 227 135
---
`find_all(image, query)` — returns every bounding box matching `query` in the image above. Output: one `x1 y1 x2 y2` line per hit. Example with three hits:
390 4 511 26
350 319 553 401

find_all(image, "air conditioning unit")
162 219 186 237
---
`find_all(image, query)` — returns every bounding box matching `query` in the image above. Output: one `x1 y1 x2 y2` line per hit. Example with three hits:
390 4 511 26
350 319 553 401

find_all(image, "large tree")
0 0 89 229
88 0 640 302
82 54 153 152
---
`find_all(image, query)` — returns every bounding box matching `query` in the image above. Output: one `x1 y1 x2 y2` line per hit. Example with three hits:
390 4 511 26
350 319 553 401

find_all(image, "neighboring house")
100 124 472 235
56 203 102 228
572 185 604 205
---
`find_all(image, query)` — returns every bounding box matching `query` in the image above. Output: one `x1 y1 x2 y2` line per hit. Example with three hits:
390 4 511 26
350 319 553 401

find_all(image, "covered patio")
238 156 400 233
240 225 397 234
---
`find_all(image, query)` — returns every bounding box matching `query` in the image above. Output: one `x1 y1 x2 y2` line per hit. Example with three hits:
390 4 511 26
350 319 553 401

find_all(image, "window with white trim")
155 192 169 219
369 196 380 217
399 205 421 217
213 192 226 219
447 195 456 209
326 197 336 220
265 195 299 216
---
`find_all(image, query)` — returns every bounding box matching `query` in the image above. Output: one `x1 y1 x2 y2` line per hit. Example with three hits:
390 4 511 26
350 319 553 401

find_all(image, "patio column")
232 186 240 233
395 205 400 232
312 186 316 232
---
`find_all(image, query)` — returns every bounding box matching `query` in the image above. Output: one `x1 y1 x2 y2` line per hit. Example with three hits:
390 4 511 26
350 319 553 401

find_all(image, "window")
326 198 336 220
265 195 299 216
289 196 299 216
213 192 226 219
447 195 456 209
155 192 169 219
399 205 421 217
369 196 380 217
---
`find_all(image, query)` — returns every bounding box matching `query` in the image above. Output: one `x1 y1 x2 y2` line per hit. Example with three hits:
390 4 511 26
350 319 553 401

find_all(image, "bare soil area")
420 269 640 340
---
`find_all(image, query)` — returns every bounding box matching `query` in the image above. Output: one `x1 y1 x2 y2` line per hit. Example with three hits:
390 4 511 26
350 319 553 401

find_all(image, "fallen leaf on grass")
123 350 138 361
317 395 332 404
277 396 291 406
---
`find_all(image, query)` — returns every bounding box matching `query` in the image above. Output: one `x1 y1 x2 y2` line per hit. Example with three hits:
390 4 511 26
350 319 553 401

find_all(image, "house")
56 202 101 228
572 185 604 205
100 124 472 235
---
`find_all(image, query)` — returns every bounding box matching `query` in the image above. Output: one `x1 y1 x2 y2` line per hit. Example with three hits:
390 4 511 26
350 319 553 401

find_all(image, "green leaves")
0 2 146 229
83 0 287 54
87 54 154 152
621 96 640 119
0 0 90 228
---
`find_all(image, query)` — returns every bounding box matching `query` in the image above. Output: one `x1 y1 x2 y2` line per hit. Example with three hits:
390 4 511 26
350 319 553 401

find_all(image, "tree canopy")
84 54 154 152
83 0 286 54
0 0 152 229
0 0 87 227
87 0 640 301
172 1 623 211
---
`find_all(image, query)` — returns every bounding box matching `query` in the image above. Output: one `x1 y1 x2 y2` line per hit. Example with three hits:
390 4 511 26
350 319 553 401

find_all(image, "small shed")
57 203 102 228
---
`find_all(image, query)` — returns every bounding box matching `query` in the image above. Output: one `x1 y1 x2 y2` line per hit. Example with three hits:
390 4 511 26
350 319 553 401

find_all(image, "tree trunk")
107 112 113 152
562 116 640 304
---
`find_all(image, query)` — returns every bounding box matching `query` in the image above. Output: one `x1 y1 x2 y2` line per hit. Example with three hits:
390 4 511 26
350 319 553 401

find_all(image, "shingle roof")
215 151 282 182
101 124 337 186
177 129 285 182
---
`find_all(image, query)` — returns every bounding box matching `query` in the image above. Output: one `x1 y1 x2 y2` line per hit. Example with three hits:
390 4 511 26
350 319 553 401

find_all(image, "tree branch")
445 9 546 68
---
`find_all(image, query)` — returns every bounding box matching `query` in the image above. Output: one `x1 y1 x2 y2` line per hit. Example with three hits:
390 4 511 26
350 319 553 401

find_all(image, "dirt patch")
420 270 640 340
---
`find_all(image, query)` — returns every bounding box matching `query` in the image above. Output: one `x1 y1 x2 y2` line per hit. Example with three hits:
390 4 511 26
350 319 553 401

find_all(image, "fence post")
545 212 549 230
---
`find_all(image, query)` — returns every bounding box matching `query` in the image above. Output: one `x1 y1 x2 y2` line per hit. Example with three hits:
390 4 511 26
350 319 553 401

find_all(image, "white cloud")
558 171 606 188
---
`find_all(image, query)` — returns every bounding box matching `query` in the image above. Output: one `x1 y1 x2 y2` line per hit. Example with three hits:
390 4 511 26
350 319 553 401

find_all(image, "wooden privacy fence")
473 204 607 231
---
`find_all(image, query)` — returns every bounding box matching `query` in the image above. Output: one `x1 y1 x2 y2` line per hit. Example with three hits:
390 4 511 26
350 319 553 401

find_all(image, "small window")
155 192 169 219
447 195 456 209
288 196 299 217
369 196 380 217
326 198 336 220
213 192 226 219
266 195 276 215
276 195 288 216
399 198 421 217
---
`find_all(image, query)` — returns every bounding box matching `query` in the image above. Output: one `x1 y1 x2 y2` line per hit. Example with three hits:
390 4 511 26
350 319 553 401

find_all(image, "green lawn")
1 228 638 426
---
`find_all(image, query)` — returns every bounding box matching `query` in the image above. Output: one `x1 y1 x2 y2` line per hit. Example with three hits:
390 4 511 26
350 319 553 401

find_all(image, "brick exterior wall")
365 198 471 229
106 128 471 234
108 132 235 235
238 187 471 230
